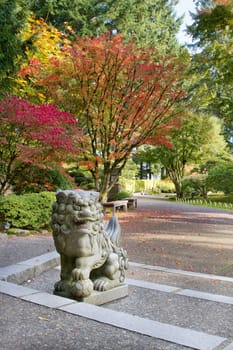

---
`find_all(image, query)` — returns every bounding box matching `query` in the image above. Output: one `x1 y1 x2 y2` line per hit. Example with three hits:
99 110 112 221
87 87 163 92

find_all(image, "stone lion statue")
51 189 128 300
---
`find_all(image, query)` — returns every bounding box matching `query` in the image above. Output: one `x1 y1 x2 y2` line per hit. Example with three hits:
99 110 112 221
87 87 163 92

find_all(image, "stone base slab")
54 284 128 305
82 284 128 305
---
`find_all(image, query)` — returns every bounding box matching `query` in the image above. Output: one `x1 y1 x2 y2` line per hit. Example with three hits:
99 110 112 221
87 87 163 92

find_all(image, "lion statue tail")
104 215 121 246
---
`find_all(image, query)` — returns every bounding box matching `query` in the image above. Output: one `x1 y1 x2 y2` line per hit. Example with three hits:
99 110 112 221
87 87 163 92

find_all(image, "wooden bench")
126 198 138 209
102 200 128 214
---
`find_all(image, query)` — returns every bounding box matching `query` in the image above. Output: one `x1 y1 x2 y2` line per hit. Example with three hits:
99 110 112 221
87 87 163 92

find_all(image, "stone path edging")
130 262 233 283
1 252 233 349
0 251 59 283
126 278 233 305
0 279 230 350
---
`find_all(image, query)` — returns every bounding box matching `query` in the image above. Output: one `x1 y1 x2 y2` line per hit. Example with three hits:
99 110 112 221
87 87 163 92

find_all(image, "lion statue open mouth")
51 189 128 300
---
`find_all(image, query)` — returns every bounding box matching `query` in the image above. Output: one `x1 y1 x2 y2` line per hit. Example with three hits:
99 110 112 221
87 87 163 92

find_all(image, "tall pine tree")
30 0 182 54
0 0 30 93
187 0 233 145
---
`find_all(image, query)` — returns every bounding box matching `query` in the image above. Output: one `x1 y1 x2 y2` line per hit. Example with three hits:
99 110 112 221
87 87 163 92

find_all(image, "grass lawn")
167 193 233 210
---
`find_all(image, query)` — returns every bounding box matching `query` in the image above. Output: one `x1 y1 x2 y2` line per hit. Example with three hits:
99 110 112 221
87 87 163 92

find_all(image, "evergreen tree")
30 0 182 54
0 0 30 93
187 0 233 145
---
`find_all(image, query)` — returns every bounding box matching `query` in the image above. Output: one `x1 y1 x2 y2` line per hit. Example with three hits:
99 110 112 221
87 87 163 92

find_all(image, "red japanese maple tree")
0 96 82 194
20 34 185 201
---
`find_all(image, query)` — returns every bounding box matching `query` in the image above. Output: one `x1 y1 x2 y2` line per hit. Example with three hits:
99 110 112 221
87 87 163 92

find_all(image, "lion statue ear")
104 215 121 246
56 189 68 203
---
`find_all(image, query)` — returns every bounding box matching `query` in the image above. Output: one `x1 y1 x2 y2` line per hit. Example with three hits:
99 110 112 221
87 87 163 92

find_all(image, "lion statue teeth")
51 189 128 300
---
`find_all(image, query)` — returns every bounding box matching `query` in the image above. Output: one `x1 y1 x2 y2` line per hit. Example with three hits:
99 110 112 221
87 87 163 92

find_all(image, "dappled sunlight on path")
108 199 233 277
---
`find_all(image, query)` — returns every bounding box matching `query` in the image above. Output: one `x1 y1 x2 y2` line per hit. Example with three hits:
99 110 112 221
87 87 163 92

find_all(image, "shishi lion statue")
51 189 128 300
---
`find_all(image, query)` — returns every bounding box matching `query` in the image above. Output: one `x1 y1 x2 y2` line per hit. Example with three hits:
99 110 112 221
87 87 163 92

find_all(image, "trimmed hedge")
0 192 55 230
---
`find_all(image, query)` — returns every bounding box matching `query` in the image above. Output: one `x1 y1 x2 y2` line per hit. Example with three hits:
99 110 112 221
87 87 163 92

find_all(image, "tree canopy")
137 113 227 197
20 34 185 200
187 0 233 145
29 0 182 54
0 96 82 194
0 0 31 93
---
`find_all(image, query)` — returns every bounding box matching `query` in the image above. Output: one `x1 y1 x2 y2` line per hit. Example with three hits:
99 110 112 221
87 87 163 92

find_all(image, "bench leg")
122 205 127 212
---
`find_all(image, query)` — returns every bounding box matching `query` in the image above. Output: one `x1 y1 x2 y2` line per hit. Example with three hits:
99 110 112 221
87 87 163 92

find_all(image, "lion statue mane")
51 189 128 300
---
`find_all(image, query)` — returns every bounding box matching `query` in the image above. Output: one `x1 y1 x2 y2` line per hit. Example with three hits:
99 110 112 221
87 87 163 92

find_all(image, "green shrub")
135 180 145 192
68 167 94 189
206 163 233 194
121 160 138 179
182 175 207 198
134 179 175 193
119 178 135 192
113 190 132 200
11 164 74 194
158 180 175 193
0 192 55 230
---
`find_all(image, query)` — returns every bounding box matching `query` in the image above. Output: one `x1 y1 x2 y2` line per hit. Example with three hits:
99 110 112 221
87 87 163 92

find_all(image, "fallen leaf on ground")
38 316 49 321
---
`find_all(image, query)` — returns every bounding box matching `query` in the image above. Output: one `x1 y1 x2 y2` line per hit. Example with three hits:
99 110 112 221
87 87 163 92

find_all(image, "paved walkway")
1 196 233 350
119 196 233 276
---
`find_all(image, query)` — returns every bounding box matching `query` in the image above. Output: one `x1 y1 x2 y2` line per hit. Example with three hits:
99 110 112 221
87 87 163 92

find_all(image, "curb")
0 251 59 283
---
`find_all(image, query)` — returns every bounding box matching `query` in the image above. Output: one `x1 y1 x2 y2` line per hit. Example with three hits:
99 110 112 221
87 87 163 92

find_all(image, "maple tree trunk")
167 166 185 199
100 191 108 203
167 172 183 199
99 171 111 203
173 180 183 199
99 166 121 203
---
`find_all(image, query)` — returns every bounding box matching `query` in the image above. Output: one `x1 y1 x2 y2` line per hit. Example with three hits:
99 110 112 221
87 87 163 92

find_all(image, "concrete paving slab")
1 252 232 349
59 302 226 350
177 289 233 305
0 293 196 350
126 278 180 293
1 266 231 350
0 280 39 297
0 264 35 283
126 278 233 305
17 251 59 276
0 251 59 283
21 291 76 308
130 262 233 283
128 264 233 297
103 285 233 339
17 251 59 267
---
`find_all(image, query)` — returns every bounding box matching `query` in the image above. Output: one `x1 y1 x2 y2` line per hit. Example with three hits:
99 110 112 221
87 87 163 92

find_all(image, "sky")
175 0 197 45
